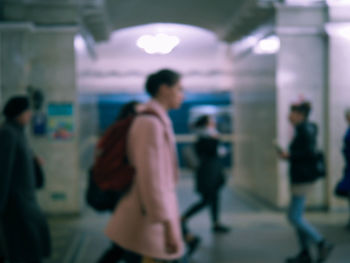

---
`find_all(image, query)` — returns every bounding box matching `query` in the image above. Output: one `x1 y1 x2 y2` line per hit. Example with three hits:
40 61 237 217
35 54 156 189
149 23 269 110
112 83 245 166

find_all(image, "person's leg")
210 193 219 225
182 198 209 222
209 191 230 233
287 195 334 263
181 197 208 257
347 195 350 229
286 195 312 263
97 243 124 263
122 250 142 263
287 195 323 246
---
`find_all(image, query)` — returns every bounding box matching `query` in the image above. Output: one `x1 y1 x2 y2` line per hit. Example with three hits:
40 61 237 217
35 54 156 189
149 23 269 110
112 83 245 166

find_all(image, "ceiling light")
136 33 180 55
253 35 280 54
74 35 86 53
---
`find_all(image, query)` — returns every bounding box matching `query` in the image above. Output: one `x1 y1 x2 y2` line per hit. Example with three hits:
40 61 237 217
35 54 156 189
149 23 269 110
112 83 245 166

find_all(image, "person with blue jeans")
278 102 333 263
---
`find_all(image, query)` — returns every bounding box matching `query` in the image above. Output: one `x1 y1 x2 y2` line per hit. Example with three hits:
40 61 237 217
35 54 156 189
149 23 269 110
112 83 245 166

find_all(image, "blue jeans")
287 195 323 250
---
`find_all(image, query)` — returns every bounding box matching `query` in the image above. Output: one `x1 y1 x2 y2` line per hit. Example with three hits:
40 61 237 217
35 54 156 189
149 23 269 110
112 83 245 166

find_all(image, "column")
28 26 81 214
325 0 350 210
276 3 328 207
0 23 32 106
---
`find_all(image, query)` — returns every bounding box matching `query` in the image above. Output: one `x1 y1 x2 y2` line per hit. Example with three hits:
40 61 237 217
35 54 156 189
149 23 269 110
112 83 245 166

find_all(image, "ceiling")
87 0 276 42
1 0 276 43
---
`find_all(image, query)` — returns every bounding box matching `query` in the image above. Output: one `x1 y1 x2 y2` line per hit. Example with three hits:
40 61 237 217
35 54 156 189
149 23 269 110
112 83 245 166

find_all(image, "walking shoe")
317 240 334 263
186 235 201 256
286 251 312 263
212 224 231 234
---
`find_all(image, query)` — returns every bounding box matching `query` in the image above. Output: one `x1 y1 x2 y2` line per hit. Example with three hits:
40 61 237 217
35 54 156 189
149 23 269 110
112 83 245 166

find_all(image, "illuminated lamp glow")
335 26 350 40
137 33 180 55
74 35 86 52
253 35 280 54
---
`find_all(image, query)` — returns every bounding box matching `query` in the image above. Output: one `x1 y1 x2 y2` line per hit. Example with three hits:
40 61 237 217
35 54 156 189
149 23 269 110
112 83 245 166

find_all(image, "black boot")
286 250 312 263
316 240 334 263
212 224 231 234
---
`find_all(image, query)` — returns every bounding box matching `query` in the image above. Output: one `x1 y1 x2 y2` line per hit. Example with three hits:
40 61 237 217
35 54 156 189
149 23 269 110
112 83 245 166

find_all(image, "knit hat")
3 96 30 119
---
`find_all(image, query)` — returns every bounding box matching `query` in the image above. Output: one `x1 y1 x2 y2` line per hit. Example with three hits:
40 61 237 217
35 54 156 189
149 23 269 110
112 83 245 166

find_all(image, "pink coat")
105 100 185 260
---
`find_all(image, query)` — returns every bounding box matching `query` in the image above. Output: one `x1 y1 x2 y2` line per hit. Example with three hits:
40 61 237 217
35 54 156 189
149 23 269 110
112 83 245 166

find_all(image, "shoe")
212 224 231 234
186 235 201 256
317 240 334 263
286 251 312 263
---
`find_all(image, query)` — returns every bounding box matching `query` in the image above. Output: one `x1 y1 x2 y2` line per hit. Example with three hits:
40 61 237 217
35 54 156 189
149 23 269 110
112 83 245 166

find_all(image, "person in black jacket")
0 96 51 263
344 109 350 229
278 102 333 263
335 109 350 229
182 115 230 235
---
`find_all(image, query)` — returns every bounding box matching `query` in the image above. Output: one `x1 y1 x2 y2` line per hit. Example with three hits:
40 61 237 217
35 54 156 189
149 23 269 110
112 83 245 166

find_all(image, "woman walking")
278 102 333 263
182 115 230 235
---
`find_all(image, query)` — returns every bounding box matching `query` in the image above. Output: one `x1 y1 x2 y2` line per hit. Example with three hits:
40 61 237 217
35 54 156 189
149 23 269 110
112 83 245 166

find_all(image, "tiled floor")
46 177 350 263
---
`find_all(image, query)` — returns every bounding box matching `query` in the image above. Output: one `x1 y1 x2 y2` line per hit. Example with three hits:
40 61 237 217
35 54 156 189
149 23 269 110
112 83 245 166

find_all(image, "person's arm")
131 116 172 222
0 128 17 215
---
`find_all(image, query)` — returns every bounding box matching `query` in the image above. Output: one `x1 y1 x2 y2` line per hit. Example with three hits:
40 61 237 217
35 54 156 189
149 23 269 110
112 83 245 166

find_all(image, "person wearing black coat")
181 115 230 236
0 96 51 263
278 102 333 263
343 109 350 229
335 109 350 228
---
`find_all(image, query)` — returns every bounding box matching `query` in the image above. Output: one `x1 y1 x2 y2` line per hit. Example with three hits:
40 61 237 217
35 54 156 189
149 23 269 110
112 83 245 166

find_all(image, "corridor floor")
46 176 350 263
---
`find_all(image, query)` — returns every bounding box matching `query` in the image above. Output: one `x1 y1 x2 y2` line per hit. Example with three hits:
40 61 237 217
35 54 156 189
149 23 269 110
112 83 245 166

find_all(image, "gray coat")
0 121 51 261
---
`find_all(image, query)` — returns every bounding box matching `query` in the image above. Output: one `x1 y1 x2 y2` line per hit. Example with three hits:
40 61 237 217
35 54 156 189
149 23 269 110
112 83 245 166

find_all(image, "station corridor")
2 1 350 262
46 175 350 263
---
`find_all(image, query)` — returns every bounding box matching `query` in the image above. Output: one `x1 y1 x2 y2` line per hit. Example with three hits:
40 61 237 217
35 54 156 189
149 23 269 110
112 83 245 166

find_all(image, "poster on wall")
48 103 74 140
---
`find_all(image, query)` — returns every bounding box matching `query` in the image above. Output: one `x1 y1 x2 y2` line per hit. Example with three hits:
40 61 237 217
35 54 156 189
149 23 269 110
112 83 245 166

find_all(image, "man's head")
3 96 32 126
289 101 312 126
145 69 184 110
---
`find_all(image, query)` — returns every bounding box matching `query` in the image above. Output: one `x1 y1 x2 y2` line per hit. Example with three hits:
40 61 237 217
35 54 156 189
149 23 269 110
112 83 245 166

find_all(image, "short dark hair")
145 69 180 97
291 101 312 118
193 115 211 129
116 100 140 121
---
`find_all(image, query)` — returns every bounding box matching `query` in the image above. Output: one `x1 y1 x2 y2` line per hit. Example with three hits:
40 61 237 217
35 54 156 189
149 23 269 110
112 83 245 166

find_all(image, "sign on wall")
48 103 74 140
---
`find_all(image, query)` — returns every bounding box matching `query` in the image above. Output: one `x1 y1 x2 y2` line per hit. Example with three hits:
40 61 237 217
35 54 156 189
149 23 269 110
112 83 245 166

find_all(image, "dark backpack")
312 151 326 181
86 111 158 212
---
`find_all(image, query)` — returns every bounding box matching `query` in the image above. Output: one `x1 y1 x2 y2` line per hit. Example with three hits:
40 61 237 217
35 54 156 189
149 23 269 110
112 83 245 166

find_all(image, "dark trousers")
123 250 185 263
97 243 124 263
182 191 220 231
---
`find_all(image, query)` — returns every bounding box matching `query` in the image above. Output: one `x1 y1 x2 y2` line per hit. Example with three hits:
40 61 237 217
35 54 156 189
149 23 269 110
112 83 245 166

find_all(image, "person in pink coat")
105 69 185 262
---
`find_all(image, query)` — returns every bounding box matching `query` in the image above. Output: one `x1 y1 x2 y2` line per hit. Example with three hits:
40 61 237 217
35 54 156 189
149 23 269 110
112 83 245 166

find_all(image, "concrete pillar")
276 3 328 208
27 26 81 214
325 1 350 210
232 51 279 206
0 23 32 105
0 22 81 214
